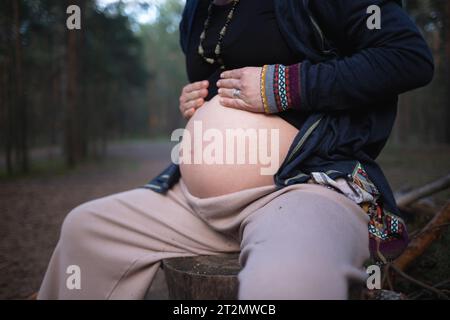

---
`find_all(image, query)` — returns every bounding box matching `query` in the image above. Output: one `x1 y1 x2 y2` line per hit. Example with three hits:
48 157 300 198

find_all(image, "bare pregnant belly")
179 95 299 198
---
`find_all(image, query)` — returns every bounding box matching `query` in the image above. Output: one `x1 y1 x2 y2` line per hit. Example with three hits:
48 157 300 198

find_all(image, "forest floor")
0 140 449 300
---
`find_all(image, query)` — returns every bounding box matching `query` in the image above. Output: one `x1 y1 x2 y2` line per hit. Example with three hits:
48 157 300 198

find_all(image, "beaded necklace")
197 0 240 70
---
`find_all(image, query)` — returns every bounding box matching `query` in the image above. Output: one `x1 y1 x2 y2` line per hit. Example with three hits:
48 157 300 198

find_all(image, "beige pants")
38 179 370 300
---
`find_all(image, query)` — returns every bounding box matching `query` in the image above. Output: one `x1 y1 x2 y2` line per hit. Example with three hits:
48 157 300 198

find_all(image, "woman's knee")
60 199 105 246
238 251 349 299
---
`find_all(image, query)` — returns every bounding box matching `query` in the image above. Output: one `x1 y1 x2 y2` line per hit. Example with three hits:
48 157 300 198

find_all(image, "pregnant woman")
38 0 433 299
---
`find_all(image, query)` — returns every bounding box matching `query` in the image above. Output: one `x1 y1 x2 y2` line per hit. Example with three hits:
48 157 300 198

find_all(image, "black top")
186 0 306 129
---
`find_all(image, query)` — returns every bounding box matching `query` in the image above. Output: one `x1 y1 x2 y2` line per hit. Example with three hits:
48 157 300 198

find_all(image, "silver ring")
232 88 241 99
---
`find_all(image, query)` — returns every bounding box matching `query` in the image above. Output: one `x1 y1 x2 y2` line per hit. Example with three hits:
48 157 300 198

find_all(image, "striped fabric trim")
263 63 302 113
277 65 289 111
273 64 283 112
264 64 277 113
285 65 292 107
287 63 301 110
260 65 270 113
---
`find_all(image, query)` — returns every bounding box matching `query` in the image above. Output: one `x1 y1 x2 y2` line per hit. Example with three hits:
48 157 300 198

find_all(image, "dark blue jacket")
147 0 433 228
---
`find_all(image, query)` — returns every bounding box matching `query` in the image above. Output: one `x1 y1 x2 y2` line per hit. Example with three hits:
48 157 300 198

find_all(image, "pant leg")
238 186 370 300
38 182 240 300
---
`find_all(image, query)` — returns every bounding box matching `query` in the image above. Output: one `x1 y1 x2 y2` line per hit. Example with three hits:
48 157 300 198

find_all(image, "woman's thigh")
237 188 370 299
59 183 241 260
39 184 241 299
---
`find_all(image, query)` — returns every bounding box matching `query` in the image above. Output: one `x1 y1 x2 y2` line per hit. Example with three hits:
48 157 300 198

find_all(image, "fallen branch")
383 264 395 291
396 174 450 208
408 278 450 300
400 200 439 216
409 222 450 238
390 264 449 299
393 202 450 271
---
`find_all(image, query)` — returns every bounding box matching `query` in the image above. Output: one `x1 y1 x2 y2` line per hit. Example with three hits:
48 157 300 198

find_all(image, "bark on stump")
162 253 240 300
162 253 405 300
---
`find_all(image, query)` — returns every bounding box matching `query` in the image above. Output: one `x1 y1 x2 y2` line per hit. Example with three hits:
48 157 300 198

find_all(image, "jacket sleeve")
264 0 434 113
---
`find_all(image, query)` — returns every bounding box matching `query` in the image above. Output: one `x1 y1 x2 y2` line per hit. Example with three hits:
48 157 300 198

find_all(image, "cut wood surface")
162 254 240 300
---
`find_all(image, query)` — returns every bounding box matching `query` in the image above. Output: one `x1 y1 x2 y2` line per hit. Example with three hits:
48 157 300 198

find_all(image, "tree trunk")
65 1 81 167
13 0 29 173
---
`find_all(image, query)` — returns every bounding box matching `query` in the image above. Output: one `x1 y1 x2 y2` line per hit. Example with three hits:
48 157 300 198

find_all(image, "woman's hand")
179 80 209 119
217 67 264 113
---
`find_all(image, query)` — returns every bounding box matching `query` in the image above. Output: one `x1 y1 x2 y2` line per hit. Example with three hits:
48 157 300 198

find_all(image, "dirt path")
0 141 449 299
0 141 173 299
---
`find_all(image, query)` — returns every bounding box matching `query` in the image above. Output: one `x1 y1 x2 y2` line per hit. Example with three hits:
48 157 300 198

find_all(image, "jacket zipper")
286 116 323 163
304 0 336 57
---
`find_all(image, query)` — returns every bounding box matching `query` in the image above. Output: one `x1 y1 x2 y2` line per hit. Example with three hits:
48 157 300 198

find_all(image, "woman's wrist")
260 63 302 114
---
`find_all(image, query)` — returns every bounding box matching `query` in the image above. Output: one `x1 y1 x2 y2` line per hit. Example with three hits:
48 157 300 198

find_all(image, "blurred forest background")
0 0 187 175
0 0 449 300
0 0 448 175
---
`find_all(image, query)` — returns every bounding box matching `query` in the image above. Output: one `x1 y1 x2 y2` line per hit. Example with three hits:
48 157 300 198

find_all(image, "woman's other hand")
179 80 209 119
217 67 264 113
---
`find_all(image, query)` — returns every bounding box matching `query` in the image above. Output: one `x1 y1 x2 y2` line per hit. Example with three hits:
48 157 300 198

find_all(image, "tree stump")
162 253 240 300
162 253 407 300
